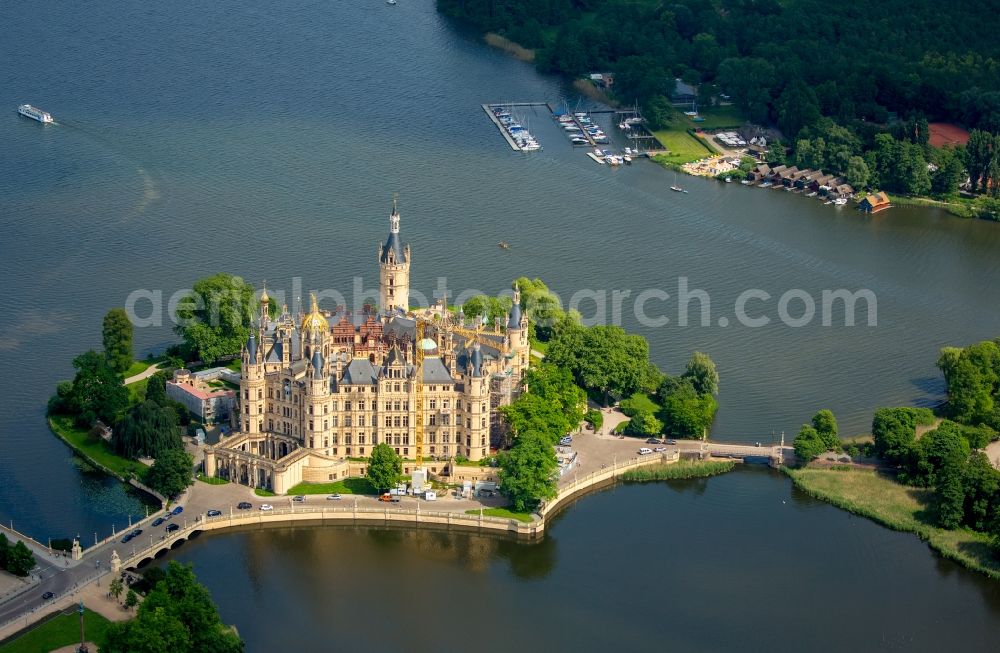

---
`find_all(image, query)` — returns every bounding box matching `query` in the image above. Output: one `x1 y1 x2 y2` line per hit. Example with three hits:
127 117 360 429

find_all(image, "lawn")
286 478 377 496
465 508 534 523
0 608 111 653
123 360 152 379
651 128 716 165
254 488 276 497
126 377 149 405
621 392 660 415
786 467 1000 579
49 415 147 480
225 359 242 372
197 473 229 485
687 104 745 129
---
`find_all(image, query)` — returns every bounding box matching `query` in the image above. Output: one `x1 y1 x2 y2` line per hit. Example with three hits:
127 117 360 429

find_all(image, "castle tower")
507 283 529 375
259 282 271 327
463 342 490 461
378 196 411 316
241 329 266 434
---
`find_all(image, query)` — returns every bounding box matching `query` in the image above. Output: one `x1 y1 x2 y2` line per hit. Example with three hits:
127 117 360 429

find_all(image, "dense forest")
438 0 1000 203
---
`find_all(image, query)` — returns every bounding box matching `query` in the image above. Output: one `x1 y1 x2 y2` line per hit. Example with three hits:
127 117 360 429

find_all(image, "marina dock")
482 104 521 151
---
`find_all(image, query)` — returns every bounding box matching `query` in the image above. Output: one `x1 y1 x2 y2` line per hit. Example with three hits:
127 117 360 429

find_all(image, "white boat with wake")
17 104 53 123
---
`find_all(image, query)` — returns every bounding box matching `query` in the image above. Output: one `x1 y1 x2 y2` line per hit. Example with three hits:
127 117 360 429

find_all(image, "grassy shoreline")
785 466 1000 580
48 415 147 481
0 608 111 653
621 459 736 481
465 507 534 522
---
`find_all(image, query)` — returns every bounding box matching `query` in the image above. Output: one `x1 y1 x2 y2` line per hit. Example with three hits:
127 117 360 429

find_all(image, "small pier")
482 104 521 151
483 103 546 152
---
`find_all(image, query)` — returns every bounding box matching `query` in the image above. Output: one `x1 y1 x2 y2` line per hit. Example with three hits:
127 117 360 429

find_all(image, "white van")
638 447 653 455
424 491 437 501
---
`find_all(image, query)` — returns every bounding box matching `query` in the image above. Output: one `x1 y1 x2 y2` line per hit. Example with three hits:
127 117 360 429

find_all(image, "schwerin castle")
205 202 530 493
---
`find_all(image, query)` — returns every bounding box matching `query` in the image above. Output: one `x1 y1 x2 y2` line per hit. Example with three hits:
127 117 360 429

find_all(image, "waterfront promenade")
0 423 787 638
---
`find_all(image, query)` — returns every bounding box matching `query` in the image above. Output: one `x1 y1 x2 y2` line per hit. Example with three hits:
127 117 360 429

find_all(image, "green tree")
682 351 719 396
67 350 130 428
500 364 585 444
966 129 995 193
103 308 134 375
109 576 124 602
174 274 258 365
811 409 839 450
625 411 663 436
144 372 168 406
793 425 828 460
935 463 966 529
872 407 924 464
960 452 1000 530
658 378 717 439
937 340 1000 427
461 294 513 326
114 400 182 460
910 421 971 486
101 561 242 653
366 443 402 492
498 432 557 512
845 156 870 189
101 607 192 653
124 589 139 611
144 449 193 498
5 541 36 577
776 78 821 140
546 324 653 403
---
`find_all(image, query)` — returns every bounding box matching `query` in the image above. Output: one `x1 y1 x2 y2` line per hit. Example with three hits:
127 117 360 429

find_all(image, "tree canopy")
367 443 402 492
100 561 243 653
144 449 194 498
546 323 656 403
498 432 558 513
57 350 130 428
174 274 258 365
113 400 182 460
103 308 134 375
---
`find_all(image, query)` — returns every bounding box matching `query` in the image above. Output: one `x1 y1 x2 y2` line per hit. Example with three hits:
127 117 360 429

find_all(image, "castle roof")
342 358 378 385
421 357 454 383
380 231 404 264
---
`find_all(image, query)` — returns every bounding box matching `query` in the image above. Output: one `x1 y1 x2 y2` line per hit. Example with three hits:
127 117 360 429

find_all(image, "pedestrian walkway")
124 363 160 385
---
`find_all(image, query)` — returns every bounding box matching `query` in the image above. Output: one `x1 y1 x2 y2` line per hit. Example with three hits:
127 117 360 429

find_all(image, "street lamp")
76 600 88 653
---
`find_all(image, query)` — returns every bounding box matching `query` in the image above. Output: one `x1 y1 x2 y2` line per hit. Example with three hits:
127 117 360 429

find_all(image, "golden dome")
259 282 270 304
301 294 329 332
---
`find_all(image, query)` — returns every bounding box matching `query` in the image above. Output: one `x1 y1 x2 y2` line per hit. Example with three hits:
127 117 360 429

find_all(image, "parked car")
665 439 677 445
206 509 222 517
292 495 305 502
558 436 573 445
237 502 252 510
638 447 653 455
379 493 392 502
152 517 165 527
259 504 274 511
654 447 667 453
646 438 662 444
165 523 179 533
171 506 184 516
326 494 342 501
42 591 54 600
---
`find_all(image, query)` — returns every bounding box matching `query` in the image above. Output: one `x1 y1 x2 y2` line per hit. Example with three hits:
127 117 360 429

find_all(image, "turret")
507 283 529 373
378 195 411 316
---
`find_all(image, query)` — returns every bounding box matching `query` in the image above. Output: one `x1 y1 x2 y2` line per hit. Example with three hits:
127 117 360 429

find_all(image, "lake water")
2 1 1000 648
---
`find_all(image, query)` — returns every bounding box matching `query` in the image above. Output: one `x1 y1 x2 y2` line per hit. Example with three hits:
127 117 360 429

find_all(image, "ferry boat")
17 104 53 123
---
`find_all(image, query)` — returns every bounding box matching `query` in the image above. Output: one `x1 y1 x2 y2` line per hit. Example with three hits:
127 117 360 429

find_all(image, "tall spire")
390 192 400 234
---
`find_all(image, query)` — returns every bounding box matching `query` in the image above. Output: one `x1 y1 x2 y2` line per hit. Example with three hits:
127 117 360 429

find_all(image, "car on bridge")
121 533 133 543
131 529 142 538
326 494 342 501
152 517 165 527
42 591 54 600
206 509 222 517
654 447 667 453
165 523 179 533
292 495 305 502
260 504 274 511
171 506 184 516
237 502 252 510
